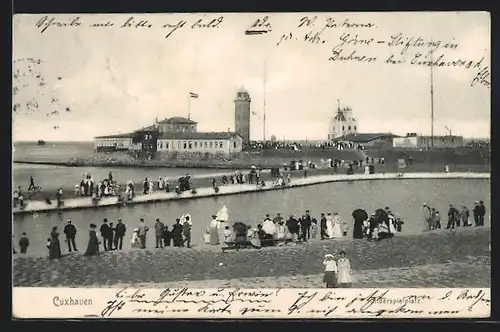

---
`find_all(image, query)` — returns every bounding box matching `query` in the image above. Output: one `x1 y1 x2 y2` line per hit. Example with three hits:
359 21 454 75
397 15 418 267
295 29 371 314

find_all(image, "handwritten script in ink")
96 288 490 318
30 14 490 89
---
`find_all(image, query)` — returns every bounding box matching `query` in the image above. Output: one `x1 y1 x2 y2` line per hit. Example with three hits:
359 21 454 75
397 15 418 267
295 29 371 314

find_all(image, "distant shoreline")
13 160 246 170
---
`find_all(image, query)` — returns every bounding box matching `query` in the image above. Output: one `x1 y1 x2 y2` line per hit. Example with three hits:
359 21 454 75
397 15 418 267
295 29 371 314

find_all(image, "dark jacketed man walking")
28 176 36 191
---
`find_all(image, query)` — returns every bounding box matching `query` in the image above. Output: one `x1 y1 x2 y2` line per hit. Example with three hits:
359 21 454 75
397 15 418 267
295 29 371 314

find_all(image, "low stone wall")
63 148 367 168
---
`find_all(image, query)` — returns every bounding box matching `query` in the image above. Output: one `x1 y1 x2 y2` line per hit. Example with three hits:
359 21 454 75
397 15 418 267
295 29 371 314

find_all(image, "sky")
12 12 490 141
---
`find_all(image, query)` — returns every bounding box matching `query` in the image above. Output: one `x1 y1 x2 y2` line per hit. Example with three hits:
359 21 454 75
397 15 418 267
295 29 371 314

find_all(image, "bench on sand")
221 237 296 252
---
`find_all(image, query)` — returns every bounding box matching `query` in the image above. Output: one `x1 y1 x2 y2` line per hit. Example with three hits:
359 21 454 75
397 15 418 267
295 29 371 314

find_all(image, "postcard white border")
12 287 490 319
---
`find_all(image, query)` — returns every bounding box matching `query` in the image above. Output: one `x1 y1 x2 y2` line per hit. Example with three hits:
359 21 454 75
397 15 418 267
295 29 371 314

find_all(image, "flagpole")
188 94 191 120
263 62 267 141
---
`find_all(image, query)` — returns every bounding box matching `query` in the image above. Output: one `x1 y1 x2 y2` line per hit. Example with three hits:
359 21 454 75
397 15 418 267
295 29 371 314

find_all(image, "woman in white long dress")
325 213 335 239
331 213 343 238
337 250 352 287
209 215 220 245
262 218 277 238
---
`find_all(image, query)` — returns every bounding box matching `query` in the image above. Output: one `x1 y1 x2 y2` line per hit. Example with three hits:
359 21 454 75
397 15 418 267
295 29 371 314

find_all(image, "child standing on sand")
131 229 140 248
337 250 353 288
46 238 51 254
223 226 233 242
323 254 338 288
311 218 318 239
204 228 211 244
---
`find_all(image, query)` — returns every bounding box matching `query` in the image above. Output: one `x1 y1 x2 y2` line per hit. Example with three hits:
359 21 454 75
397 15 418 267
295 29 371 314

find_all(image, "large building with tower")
328 106 358 140
93 90 248 155
234 87 251 143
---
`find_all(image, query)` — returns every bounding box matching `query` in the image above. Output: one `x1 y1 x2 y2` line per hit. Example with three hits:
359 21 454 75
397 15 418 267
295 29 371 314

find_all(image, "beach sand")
13 227 490 288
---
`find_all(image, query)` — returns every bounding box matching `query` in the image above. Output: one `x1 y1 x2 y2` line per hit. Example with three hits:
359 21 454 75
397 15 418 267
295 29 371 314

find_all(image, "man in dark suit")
63 220 77 252
114 218 126 250
300 210 312 241
100 218 112 251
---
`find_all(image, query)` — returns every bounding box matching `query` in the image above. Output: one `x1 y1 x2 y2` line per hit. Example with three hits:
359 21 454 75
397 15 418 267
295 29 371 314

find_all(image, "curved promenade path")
13 172 490 214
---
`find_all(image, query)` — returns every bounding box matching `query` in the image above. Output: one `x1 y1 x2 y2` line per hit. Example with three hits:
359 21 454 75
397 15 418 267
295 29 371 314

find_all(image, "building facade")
234 87 251 143
94 133 134 151
133 127 159 155
393 135 464 148
156 117 198 133
156 132 243 154
328 106 358 140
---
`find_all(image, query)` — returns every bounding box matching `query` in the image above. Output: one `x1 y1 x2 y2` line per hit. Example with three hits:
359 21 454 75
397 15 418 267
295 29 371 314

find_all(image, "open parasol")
216 205 229 222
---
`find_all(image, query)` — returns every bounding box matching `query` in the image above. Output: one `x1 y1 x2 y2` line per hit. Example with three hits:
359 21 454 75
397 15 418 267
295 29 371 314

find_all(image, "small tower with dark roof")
234 86 251 143
328 103 357 140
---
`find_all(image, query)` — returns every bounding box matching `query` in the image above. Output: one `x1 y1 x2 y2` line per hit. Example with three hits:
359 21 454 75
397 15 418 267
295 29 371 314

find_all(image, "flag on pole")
189 92 199 98
251 111 258 116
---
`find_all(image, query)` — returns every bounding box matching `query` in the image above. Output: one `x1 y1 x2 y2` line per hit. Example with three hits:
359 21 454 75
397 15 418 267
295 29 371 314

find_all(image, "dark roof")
158 117 198 124
334 133 399 143
158 132 242 140
334 110 346 121
135 125 157 132
95 132 135 139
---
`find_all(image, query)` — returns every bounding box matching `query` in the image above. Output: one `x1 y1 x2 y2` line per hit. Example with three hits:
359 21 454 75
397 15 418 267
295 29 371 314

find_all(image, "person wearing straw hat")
209 214 220 245
322 254 338 288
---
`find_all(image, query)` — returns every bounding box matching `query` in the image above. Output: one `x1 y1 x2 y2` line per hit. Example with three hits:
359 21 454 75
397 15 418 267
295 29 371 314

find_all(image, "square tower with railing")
234 87 251 143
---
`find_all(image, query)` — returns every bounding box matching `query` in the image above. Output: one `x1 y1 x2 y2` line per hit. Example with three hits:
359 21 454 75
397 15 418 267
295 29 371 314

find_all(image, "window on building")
159 142 163 149
354 126 357 131
219 142 223 148
178 141 181 149
204 141 208 148
188 141 192 149
210 141 213 148
342 126 345 131
348 126 351 130
183 142 187 149
233 141 237 148
194 141 198 148
166 142 169 149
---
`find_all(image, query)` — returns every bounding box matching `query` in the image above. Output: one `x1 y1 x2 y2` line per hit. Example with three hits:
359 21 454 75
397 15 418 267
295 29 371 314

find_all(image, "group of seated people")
223 214 309 250
353 207 404 241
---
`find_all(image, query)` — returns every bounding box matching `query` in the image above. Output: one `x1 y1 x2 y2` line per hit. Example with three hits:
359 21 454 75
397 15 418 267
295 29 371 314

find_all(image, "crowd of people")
15 154 385 210
75 172 119 198
223 208 405 247
422 200 487 230
13 199 487 262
